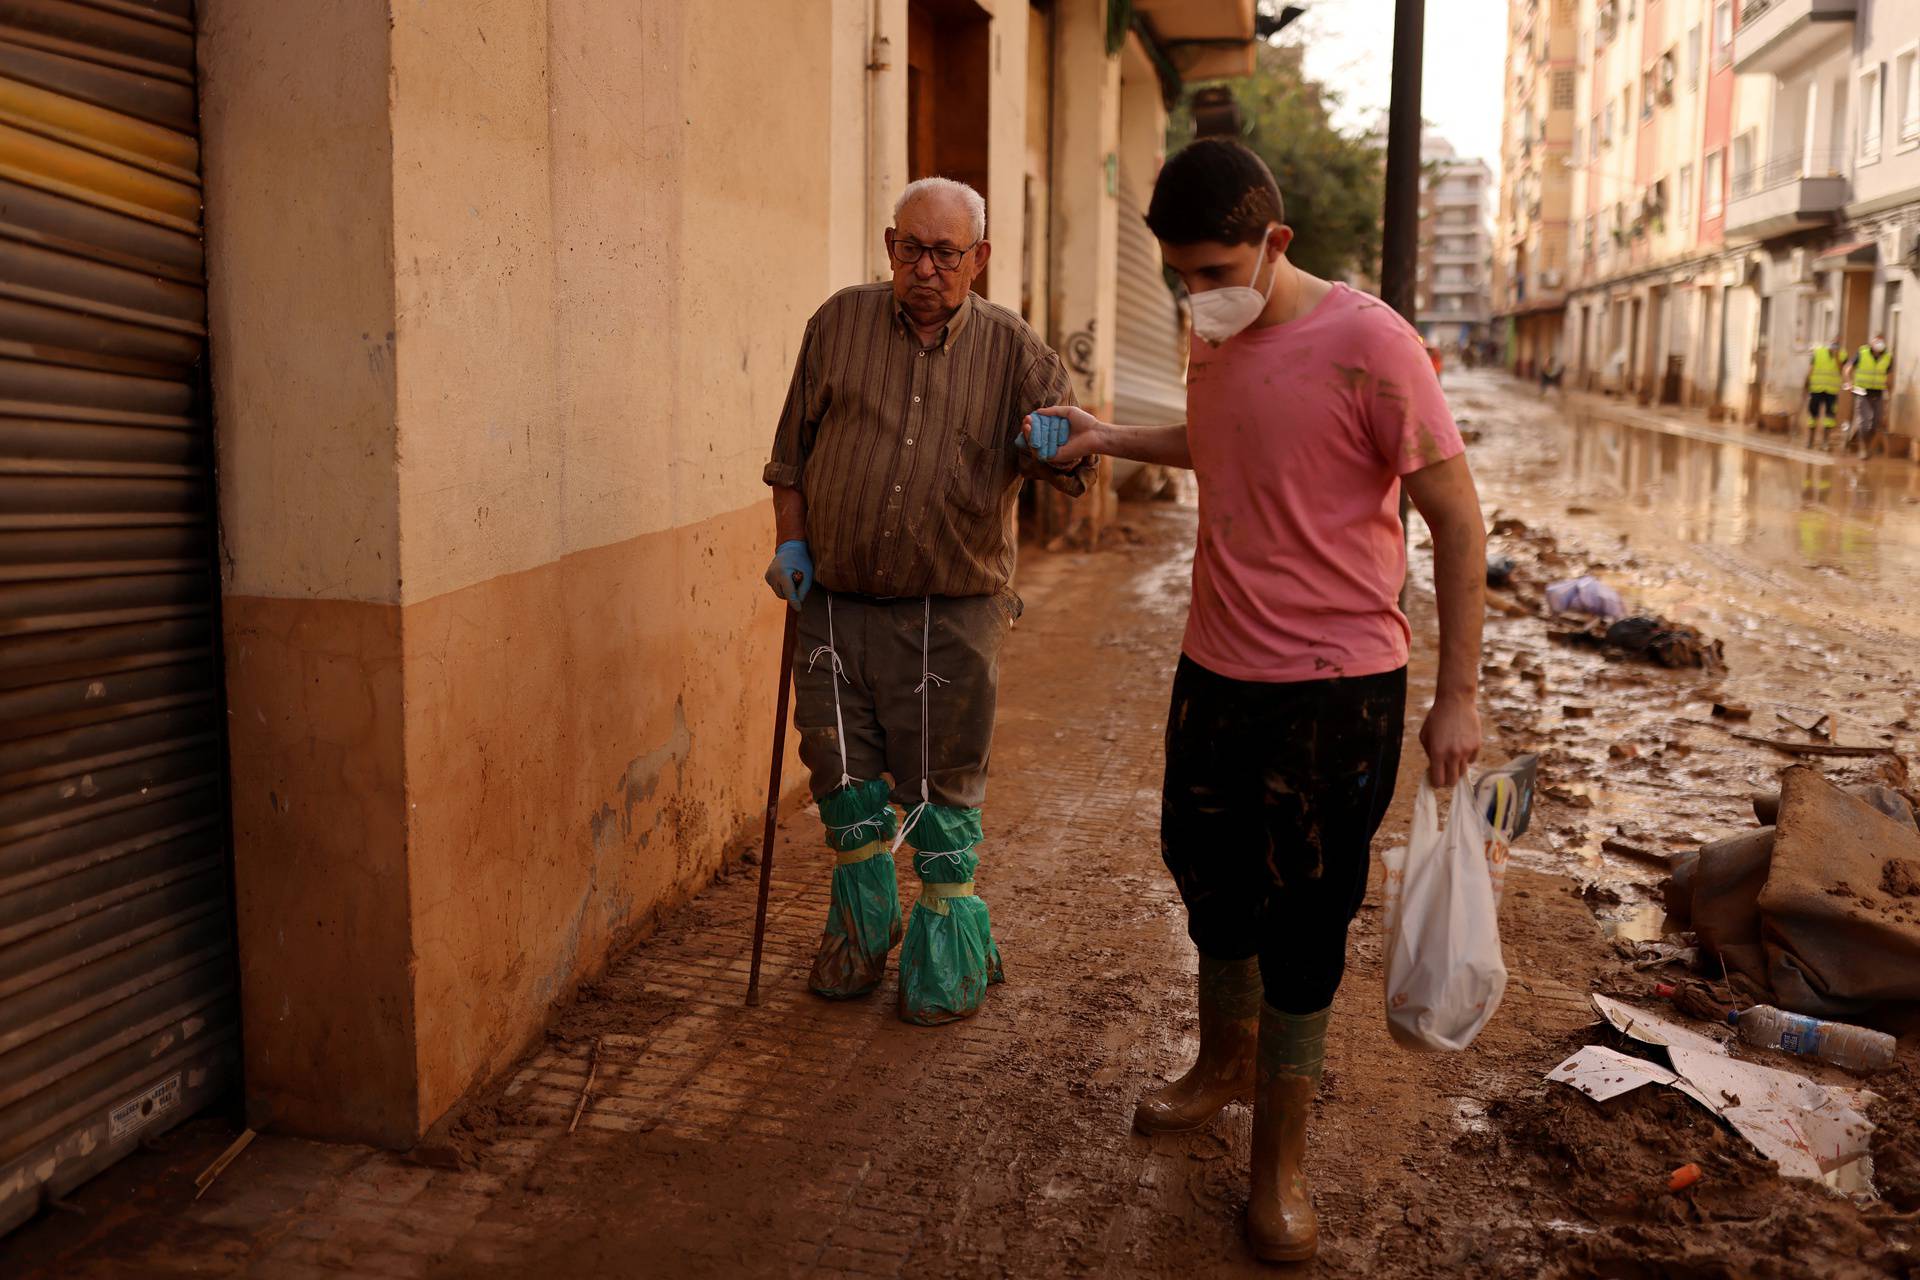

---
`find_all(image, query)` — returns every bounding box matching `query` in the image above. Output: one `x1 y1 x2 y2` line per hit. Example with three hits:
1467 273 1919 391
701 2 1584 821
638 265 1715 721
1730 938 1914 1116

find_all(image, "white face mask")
1189 228 1279 346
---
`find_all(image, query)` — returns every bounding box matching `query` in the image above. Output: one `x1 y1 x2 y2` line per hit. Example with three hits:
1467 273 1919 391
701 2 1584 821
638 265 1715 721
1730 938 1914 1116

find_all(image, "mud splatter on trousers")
1160 656 1406 1013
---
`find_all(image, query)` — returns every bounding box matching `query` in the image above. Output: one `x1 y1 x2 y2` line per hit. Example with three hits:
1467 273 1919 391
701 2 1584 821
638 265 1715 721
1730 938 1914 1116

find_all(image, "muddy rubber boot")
1247 1002 1327 1265
1133 954 1261 1135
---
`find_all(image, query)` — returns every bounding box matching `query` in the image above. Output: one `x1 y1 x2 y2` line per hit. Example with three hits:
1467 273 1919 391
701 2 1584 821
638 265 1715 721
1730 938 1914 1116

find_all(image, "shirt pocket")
946 428 1009 520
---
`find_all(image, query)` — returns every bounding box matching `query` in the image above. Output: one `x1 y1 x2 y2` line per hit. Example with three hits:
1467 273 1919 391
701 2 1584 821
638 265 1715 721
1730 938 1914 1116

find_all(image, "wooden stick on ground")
568 1037 602 1136
194 1128 256 1201
1729 731 1897 758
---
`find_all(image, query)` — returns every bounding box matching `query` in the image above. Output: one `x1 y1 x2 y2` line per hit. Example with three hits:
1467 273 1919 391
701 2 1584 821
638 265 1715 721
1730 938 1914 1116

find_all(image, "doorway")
906 0 991 202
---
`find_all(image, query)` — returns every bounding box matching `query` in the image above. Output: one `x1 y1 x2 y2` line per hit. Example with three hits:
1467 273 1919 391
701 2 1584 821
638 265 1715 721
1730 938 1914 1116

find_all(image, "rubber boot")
1132 954 1261 1135
1247 1002 1327 1265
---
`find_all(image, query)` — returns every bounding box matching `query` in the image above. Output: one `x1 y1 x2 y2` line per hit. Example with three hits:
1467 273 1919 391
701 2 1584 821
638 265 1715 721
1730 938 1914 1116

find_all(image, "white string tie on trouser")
806 594 857 793
893 597 945 855
916 848 971 875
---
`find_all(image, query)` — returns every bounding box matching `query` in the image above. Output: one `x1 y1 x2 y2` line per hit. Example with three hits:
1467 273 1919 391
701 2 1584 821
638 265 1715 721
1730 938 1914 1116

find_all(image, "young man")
1026 139 1485 1263
1844 332 1892 456
1806 336 1845 451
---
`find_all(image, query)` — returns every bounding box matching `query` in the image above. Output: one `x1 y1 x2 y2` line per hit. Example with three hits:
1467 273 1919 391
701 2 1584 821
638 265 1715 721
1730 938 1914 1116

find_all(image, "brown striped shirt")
764 284 1091 598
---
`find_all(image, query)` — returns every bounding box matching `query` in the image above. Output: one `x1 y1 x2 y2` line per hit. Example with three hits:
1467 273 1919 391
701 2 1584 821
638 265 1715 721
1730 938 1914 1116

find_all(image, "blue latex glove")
765 539 813 609
1023 412 1070 462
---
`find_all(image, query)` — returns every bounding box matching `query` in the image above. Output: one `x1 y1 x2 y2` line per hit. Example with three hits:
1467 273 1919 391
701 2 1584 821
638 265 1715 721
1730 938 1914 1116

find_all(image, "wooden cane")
746 607 800 1006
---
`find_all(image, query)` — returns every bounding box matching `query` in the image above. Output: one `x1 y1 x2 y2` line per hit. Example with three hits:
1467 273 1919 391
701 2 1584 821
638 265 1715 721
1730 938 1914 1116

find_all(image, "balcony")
1725 151 1849 238
1733 0 1855 75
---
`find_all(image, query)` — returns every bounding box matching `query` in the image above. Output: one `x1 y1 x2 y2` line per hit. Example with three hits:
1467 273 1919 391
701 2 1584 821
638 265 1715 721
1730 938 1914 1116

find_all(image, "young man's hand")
1419 690 1482 787
1022 406 1103 467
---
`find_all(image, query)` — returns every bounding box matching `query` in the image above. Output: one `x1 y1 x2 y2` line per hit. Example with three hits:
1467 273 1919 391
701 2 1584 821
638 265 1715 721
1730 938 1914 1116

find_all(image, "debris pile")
1664 767 1920 1020
1482 514 1728 672
1549 994 1880 1195
1554 614 1727 670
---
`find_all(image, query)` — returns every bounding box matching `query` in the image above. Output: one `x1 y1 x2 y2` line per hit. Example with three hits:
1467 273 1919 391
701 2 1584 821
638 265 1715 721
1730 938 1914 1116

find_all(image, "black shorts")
1808 391 1837 417
1159 656 1407 1013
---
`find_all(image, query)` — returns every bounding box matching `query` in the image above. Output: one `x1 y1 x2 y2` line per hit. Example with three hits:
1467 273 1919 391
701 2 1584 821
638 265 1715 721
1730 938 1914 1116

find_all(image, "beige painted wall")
986 6 1031 305
1049 0 1122 413
388 0 836 607
199 0 399 605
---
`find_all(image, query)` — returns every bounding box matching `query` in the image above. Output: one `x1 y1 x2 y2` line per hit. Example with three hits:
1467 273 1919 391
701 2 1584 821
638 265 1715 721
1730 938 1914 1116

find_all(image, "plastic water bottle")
1728 1005 1897 1072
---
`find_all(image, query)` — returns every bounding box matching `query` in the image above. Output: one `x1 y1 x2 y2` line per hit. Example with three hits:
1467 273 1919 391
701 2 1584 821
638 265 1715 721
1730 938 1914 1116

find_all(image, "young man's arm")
1023 404 1193 470
1402 454 1485 787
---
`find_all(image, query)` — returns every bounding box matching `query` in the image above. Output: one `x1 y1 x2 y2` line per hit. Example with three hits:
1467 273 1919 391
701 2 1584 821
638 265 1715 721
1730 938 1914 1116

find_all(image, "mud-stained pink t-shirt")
1181 282 1464 684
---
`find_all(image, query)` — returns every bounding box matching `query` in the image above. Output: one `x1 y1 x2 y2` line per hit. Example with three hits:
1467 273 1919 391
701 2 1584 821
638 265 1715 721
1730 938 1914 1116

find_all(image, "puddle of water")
1559 411 1920 590
1598 899 1668 944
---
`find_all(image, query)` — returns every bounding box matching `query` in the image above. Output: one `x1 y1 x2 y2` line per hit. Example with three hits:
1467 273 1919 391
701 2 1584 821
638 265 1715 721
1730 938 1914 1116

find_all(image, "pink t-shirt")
1181 282 1464 684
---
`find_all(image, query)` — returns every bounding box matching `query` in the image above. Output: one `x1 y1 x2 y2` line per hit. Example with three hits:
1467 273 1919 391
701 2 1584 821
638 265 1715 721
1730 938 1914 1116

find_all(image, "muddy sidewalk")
8 388 1920 1276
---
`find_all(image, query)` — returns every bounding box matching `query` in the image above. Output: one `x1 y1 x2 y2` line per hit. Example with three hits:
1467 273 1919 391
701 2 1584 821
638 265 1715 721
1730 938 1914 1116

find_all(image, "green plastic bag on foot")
897 807 1003 1025
808 781 903 999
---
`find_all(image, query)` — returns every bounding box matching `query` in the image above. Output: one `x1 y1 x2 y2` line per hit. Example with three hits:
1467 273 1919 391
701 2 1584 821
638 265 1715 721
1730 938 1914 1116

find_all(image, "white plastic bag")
1381 777 1508 1052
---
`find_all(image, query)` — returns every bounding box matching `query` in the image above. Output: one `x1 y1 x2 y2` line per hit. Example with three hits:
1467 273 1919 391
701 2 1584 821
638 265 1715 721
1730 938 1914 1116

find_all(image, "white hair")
893 177 986 240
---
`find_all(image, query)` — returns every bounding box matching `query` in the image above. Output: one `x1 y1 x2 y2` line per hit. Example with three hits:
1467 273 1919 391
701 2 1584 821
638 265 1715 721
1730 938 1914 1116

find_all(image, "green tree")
1167 45 1384 283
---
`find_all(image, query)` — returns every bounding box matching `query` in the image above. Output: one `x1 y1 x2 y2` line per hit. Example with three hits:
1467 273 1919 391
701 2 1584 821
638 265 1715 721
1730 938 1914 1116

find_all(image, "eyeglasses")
889 236 981 272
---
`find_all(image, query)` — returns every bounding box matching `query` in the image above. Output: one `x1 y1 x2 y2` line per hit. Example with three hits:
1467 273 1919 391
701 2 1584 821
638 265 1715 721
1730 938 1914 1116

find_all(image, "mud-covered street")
9 373 1920 1279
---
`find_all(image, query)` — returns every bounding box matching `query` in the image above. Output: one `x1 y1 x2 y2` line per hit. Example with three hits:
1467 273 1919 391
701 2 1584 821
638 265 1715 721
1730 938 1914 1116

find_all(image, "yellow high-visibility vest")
1854 347 1891 391
1809 347 1843 393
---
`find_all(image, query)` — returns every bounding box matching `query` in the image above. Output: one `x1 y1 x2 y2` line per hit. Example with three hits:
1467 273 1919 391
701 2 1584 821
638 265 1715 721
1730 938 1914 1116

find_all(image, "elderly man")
762 178 1093 1025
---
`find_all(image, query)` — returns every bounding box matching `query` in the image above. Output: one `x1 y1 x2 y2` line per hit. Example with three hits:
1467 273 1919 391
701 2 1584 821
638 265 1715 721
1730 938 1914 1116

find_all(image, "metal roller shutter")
1112 177 1187 429
0 0 235 1233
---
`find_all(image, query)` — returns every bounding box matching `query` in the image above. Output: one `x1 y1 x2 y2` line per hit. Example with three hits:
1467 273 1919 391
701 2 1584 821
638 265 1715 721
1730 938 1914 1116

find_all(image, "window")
1679 164 1694 222
1623 85 1633 124
1704 149 1724 218
1641 70 1657 118
1553 70 1576 111
1573 126 1584 161
1862 64 1885 162
1688 25 1703 90
1732 131 1754 187
1591 113 1603 158
1899 46 1920 145
1603 101 1615 145
1713 2 1733 66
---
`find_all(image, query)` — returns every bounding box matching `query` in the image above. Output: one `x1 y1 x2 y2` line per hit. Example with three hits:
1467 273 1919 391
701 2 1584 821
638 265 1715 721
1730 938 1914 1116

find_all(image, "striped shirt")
764 283 1091 598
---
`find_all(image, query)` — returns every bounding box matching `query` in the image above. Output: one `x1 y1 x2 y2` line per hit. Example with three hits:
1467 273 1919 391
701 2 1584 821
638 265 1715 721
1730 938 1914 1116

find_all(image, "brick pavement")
5 502 1605 1278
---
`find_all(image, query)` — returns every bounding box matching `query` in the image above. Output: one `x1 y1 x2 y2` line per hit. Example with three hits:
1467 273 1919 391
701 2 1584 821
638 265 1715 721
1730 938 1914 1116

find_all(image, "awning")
1133 0 1258 81
1816 239 1877 265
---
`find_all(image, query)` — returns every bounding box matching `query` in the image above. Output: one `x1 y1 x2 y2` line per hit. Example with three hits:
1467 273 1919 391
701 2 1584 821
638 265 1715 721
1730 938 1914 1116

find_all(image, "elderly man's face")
886 192 990 330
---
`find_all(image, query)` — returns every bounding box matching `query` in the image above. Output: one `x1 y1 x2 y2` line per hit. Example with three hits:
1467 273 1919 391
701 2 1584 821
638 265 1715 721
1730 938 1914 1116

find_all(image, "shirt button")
912 395 921 403
894 485 902 492
905 438 914 445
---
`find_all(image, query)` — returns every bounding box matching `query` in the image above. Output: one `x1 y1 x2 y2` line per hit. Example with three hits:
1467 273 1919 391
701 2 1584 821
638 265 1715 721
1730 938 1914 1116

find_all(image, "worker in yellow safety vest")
1845 333 1893 456
1805 338 1844 450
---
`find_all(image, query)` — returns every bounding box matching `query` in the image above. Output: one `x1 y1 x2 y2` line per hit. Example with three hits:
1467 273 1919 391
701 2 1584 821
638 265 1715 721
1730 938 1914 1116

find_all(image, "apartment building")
1419 133 1498 350
1494 0 1579 375
1516 0 1920 448
1560 0 1735 406
1729 0 1920 436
